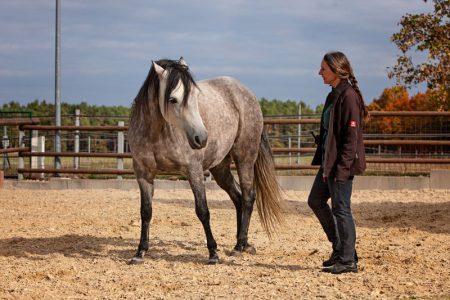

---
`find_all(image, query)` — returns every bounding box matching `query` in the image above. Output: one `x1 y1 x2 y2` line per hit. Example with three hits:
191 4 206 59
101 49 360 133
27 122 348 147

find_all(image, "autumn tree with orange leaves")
367 86 445 134
388 0 449 111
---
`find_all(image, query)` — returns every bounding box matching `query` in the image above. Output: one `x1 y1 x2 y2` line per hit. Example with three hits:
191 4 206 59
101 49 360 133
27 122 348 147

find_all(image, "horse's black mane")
131 59 197 121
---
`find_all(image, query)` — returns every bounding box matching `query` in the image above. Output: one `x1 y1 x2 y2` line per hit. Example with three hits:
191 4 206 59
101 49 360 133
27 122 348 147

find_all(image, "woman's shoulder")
340 81 357 95
334 81 358 103
341 83 359 101
337 84 362 112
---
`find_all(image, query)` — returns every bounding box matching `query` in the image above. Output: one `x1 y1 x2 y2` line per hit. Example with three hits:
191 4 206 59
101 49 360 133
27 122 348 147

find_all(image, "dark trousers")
308 168 357 263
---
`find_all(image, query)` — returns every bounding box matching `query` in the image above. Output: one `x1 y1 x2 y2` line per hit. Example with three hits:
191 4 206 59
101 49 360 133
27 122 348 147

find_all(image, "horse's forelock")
130 59 197 124
163 62 197 112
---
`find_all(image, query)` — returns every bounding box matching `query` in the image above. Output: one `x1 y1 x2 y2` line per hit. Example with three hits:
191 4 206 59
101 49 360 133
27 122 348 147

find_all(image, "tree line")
0 85 442 120
1 0 447 147
0 86 445 143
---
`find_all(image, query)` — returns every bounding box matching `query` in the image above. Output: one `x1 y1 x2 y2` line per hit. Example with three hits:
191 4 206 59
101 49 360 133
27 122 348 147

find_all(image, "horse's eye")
169 97 177 104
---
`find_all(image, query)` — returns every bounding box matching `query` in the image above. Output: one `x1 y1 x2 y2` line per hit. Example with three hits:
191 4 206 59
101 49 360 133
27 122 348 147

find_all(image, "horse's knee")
140 206 152 221
195 206 210 223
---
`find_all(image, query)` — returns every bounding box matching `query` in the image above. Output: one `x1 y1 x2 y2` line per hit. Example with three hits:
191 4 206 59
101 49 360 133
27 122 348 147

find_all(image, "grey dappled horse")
128 58 284 264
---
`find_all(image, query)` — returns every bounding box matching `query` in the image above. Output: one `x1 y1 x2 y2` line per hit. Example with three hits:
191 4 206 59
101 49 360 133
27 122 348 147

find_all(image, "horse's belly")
201 126 237 170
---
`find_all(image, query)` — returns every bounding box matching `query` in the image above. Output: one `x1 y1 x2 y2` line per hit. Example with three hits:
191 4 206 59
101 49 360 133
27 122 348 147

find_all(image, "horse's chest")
153 145 190 169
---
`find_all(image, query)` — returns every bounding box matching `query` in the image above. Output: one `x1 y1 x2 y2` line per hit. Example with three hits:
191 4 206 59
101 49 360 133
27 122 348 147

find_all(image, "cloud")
0 0 436 106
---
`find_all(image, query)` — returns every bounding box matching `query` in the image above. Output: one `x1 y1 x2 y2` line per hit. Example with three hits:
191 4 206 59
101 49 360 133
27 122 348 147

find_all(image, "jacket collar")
325 80 351 107
331 80 351 95
331 79 351 94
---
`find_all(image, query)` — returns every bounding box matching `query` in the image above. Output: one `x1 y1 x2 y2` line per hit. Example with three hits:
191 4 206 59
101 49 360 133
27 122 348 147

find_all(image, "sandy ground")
0 187 449 299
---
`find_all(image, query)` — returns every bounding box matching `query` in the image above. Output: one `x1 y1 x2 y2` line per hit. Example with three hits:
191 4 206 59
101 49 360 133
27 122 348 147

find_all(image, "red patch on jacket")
350 121 357 127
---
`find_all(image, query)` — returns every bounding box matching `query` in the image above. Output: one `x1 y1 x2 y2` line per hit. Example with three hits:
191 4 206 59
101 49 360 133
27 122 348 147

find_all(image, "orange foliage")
369 86 439 112
367 86 439 134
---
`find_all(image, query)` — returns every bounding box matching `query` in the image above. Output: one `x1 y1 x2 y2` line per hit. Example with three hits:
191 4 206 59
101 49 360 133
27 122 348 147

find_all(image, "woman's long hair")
323 51 369 120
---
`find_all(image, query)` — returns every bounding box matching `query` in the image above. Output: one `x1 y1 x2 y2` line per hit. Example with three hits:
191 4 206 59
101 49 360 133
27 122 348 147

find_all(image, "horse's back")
198 76 264 165
199 76 263 125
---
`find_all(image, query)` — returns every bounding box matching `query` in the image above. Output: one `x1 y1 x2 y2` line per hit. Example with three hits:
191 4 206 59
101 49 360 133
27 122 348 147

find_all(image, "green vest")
321 101 333 166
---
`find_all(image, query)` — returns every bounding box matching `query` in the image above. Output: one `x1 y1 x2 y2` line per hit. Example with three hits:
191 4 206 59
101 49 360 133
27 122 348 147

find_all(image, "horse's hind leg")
210 156 242 238
211 162 257 256
230 161 257 256
130 174 154 265
188 168 219 264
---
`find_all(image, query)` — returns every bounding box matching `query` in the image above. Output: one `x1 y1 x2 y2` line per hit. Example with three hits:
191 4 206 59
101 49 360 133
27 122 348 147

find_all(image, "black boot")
324 261 358 274
322 250 339 267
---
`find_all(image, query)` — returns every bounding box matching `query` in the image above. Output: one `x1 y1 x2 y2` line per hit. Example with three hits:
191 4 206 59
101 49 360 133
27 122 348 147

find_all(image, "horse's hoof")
244 244 256 255
129 256 144 265
207 256 219 265
229 249 243 257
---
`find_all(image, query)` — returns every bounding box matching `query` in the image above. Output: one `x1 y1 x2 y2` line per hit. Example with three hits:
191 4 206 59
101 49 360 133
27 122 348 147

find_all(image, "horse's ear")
179 57 188 67
153 61 167 78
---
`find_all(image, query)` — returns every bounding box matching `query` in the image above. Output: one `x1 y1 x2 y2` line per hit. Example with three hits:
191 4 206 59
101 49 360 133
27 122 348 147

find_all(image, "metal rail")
0 118 40 126
20 151 132 158
272 147 316 154
17 158 450 176
366 158 450 164
0 147 30 154
1 111 448 177
18 167 134 175
364 140 450 146
264 118 320 125
368 111 450 116
20 125 127 131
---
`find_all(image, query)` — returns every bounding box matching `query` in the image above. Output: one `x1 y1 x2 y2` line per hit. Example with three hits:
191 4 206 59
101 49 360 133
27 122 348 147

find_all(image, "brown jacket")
312 80 366 182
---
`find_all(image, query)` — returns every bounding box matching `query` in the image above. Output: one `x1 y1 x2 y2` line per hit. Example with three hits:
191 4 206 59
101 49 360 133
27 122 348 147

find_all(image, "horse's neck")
147 105 166 140
131 97 184 146
132 99 164 140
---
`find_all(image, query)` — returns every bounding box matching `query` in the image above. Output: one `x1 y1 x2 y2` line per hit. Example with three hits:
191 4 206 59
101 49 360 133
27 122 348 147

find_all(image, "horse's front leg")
188 169 219 264
130 176 154 264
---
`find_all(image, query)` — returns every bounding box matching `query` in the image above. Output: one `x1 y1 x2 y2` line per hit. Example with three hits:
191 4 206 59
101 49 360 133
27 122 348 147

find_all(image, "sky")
0 0 434 109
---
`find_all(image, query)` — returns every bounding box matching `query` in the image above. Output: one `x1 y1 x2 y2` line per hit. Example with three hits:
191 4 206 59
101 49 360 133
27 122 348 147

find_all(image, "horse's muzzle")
189 131 208 149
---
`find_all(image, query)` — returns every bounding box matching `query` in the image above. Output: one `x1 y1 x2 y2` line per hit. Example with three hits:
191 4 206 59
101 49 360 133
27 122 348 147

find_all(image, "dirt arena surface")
0 187 449 299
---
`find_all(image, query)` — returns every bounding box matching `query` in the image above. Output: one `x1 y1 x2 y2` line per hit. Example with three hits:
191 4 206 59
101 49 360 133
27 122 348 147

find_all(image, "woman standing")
308 51 367 274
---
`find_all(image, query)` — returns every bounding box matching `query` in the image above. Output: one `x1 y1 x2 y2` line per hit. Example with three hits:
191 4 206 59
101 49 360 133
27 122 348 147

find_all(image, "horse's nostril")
195 136 201 145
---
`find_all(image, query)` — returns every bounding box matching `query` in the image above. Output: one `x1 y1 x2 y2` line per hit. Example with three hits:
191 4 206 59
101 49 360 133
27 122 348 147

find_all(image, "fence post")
288 137 292 165
18 129 25 180
31 130 45 179
31 130 38 170
74 109 80 169
297 103 301 164
38 136 45 179
117 121 124 180
2 126 10 170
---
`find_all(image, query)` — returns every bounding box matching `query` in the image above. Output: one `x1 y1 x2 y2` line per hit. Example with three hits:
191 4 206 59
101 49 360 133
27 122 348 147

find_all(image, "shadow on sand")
0 234 314 270
156 197 450 234
284 200 450 234
155 196 450 234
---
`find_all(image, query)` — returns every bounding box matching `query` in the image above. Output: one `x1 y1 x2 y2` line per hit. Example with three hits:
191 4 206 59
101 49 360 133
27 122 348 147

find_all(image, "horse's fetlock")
139 243 149 252
207 241 218 251
234 238 247 251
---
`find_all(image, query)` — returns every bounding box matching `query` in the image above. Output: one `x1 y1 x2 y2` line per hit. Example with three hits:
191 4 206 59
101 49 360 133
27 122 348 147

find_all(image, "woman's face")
319 60 340 87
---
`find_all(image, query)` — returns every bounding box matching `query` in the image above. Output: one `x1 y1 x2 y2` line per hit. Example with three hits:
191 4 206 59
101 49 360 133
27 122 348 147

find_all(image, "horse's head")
152 58 208 150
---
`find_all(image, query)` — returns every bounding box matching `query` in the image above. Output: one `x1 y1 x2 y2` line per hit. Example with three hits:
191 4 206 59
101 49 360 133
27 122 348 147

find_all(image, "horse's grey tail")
254 130 285 238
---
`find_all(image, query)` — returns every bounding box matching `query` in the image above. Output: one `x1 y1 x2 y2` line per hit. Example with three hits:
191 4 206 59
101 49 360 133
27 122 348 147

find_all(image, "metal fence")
1 111 449 179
